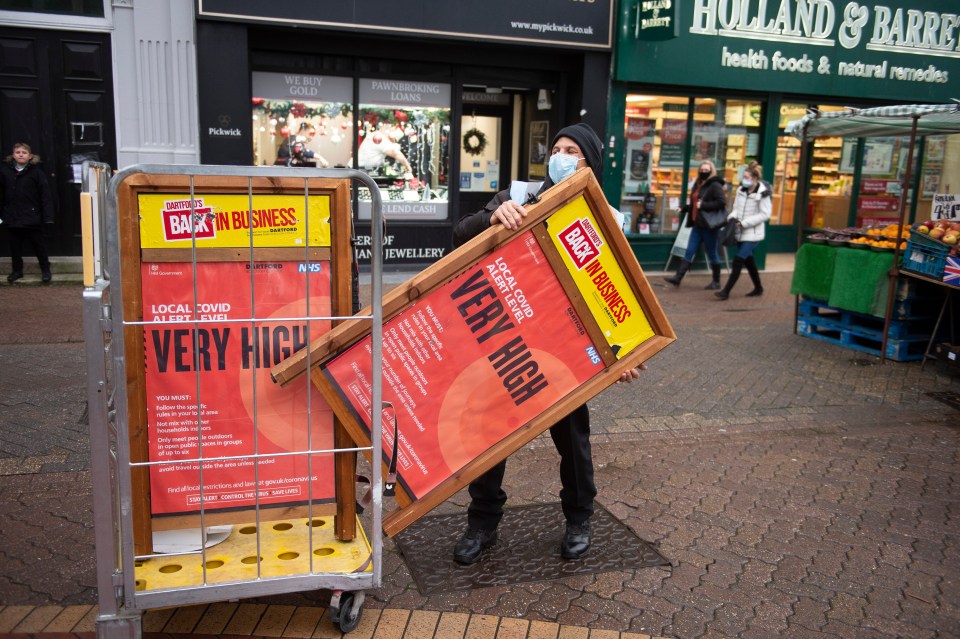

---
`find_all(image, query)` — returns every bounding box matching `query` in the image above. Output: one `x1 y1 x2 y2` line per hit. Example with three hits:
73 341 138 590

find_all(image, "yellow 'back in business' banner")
138 193 331 249
546 196 655 358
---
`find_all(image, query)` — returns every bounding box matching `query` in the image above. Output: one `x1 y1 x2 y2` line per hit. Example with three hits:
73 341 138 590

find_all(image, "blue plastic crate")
901 236 952 280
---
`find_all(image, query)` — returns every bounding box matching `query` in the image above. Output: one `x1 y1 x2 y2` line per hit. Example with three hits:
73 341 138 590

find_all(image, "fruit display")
864 223 911 241
848 236 907 250
856 223 910 250
912 218 960 246
807 223 910 251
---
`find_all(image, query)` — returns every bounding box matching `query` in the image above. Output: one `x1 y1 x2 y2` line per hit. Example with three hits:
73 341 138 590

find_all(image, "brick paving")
1 263 958 638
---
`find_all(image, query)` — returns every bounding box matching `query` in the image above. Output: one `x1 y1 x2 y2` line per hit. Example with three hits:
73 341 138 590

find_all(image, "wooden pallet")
798 299 933 340
800 292 940 323
797 299 932 362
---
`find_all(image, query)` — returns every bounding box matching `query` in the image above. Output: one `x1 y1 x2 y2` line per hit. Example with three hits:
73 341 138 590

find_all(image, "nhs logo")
585 345 602 365
297 263 323 273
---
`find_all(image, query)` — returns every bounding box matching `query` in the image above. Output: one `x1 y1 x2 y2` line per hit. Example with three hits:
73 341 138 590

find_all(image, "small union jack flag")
944 255 960 287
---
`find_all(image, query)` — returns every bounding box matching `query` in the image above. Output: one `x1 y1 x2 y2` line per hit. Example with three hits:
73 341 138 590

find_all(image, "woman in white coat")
715 163 772 299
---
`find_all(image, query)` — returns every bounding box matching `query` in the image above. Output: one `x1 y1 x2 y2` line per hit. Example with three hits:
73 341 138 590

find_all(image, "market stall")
786 104 960 364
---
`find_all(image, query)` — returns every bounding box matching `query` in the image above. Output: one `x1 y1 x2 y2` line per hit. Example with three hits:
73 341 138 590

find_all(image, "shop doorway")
0 26 116 257
458 94 516 221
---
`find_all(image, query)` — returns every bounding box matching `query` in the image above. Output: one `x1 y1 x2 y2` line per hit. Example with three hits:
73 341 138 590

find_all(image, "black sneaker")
453 527 497 565
7 272 23 283
41 269 52 283
560 521 591 560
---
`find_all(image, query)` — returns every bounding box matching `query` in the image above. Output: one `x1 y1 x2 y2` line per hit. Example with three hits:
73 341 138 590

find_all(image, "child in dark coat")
1 142 55 282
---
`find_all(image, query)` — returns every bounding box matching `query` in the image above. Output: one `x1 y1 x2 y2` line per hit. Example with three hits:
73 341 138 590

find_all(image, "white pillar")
112 0 200 168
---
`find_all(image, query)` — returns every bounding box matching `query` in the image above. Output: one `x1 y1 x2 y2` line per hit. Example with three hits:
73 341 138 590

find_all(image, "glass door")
772 137 801 225
458 96 514 220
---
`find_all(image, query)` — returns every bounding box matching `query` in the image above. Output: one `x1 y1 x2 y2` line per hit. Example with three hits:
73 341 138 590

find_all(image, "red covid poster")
321 232 603 500
141 261 335 515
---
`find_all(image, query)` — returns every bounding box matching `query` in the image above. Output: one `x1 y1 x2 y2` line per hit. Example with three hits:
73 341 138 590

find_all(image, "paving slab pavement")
1 264 959 639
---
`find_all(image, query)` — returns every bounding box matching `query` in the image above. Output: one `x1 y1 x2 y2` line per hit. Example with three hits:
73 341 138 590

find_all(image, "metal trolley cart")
81 164 386 637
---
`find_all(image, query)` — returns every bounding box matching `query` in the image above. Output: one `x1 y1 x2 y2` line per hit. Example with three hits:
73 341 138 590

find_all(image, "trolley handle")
355 401 399 512
382 402 399 497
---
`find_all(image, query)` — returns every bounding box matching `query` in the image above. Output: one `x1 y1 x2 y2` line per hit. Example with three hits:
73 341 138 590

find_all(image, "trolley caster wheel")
329 590 364 633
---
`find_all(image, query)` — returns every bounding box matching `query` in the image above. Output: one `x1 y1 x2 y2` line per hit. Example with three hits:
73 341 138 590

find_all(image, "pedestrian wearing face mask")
451 122 642 565
663 160 727 290
715 163 771 299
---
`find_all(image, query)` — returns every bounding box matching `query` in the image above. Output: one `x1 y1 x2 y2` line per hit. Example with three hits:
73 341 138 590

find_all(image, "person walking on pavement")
715 163 771 299
451 123 642 565
663 160 727 290
1 142 55 283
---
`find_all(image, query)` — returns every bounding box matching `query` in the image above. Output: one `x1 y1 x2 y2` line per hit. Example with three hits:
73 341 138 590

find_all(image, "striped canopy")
785 103 960 141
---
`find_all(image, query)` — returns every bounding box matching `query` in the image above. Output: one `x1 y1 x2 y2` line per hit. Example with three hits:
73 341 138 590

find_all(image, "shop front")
606 0 960 270
195 0 615 268
0 4 117 259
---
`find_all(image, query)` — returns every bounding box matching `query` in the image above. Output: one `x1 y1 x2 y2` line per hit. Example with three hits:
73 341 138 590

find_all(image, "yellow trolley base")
135 516 372 591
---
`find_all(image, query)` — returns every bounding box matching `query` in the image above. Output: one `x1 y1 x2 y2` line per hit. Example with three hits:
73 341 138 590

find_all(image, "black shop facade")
195 0 615 268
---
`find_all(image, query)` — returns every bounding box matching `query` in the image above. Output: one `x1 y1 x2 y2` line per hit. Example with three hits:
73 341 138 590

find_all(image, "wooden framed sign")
271 169 675 535
114 173 358 553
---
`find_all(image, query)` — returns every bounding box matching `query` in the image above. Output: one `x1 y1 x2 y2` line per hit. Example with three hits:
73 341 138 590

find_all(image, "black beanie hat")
552 122 604 185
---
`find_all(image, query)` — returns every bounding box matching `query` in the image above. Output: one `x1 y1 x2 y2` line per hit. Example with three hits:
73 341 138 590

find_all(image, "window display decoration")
462 128 487 156
358 108 448 134
358 108 451 192
251 98 352 137
252 98 351 119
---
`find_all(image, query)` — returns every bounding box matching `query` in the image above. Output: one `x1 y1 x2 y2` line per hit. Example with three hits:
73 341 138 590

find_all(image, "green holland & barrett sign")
615 0 959 102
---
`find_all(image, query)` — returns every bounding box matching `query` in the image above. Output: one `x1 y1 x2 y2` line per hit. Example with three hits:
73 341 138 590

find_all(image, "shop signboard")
271 169 675 535
252 72 352 101
857 195 899 212
137 194 332 249
625 117 655 192
862 137 896 175
658 119 688 168
352 226 451 265
839 138 859 173
141 260 335 516
634 0 679 40
199 0 614 49
615 0 960 103
463 91 512 106
932 194 960 219
114 173 356 552
860 179 899 194
921 170 940 198
137 191 339 519
691 122 721 164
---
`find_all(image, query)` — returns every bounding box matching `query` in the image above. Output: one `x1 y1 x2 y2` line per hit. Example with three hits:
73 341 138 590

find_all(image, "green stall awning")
785 103 960 141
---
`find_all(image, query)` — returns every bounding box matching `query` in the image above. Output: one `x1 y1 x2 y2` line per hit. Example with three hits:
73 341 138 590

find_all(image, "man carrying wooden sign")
451 123 643 564
270 126 675 569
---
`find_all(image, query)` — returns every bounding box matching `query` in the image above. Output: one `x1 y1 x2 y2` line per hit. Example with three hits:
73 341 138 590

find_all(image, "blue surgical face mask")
742 178 753 188
548 153 583 184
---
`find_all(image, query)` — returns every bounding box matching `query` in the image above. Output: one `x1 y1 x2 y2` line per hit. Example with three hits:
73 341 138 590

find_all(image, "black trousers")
8 227 50 273
466 403 596 530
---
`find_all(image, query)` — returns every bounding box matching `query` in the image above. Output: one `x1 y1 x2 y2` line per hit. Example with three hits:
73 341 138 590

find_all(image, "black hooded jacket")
453 123 604 247
0 158 55 228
